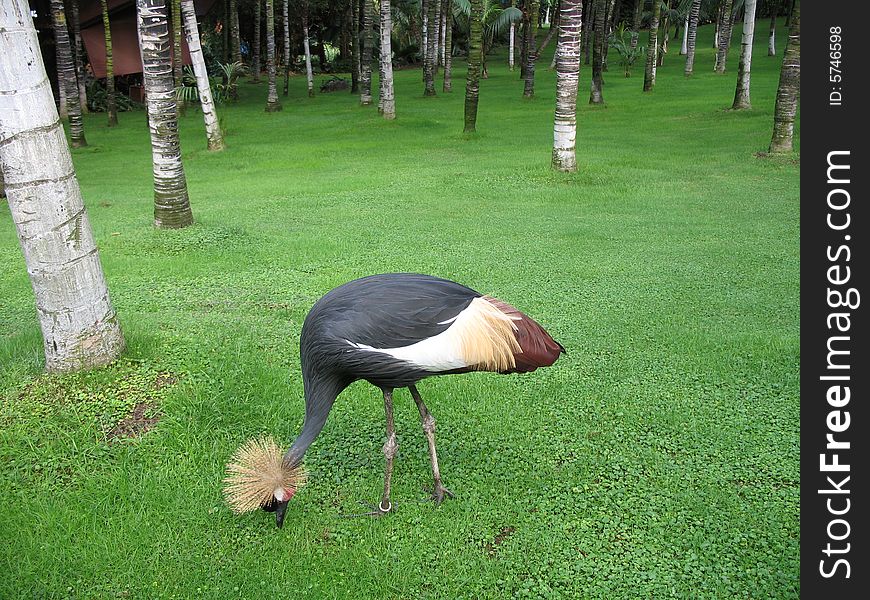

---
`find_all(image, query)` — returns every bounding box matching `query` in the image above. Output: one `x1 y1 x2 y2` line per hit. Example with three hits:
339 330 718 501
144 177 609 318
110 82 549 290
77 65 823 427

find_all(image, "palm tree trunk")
684 0 701 76
136 0 193 229
680 15 688 54
658 0 671 66
230 0 241 63
352 0 360 92
732 0 757 109
264 0 282 110
433 0 441 74
523 0 540 98
253 0 262 82
440 0 447 67
553 0 582 172
582 0 593 64
100 0 118 126
769 0 798 153
768 4 776 56
642 0 660 91
283 0 291 95
51 0 86 147
181 0 225 149
509 0 516 70
443 1 453 92
1 0 126 372
588 0 605 103
602 0 614 71
379 0 396 119
463 0 483 132
360 0 373 104
422 0 429 68
629 0 641 51
172 0 183 85
69 0 89 113
424 0 438 95
302 9 314 97
715 0 734 72
713 3 721 48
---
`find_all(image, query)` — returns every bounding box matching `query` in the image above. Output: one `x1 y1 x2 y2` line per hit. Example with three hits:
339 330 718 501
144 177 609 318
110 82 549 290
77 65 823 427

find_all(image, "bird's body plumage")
284 274 564 466
236 273 567 525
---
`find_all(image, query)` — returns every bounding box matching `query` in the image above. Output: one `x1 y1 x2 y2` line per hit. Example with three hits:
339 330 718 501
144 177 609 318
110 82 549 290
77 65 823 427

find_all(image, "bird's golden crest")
222 436 307 514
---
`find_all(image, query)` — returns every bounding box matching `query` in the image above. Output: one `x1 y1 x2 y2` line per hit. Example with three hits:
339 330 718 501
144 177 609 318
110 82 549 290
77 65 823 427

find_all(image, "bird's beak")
274 500 289 528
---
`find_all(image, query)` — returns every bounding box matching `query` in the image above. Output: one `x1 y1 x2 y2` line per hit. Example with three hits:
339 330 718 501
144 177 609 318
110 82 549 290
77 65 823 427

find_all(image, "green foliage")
0 20 798 599
85 79 140 113
609 23 646 77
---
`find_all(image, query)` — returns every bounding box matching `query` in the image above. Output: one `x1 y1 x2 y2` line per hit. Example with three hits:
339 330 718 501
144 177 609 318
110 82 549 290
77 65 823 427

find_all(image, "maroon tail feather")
486 297 566 373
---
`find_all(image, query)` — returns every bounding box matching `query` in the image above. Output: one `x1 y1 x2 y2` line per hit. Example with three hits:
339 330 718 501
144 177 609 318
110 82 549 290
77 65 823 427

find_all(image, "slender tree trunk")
588 0 605 103
360 0 373 104
433 0 441 73
136 0 193 229
352 0 360 92
100 0 118 126
172 0 183 85
731 0 757 109
769 0 798 153
302 6 314 97
422 0 429 68
582 0 593 64
69 0 89 113
230 0 241 63
680 15 688 54
715 0 734 72
440 0 448 67
523 0 540 97
713 3 721 47
602 0 614 71
379 0 396 119
443 2 453 91
222 0 229 61
658 0 671 67
509 0 516 70
252 0 262 81
684 0 701 76
538 5 559 59
51 0 86 147
642 0 660 91
629 0 641 51
1 0 125 373
424 0 437 95
553 0 582 172
768 4 776 55
283 0 291 94
463 0 483 132
181 0 225 149
264 0 281 110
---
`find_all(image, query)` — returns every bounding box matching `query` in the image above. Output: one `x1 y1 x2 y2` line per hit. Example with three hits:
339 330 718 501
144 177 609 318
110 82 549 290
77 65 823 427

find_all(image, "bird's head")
223 436 307 528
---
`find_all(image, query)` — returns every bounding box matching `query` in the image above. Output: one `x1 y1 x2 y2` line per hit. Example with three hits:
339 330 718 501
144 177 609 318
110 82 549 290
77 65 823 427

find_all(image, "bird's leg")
378 387 397 513
409 385 454 504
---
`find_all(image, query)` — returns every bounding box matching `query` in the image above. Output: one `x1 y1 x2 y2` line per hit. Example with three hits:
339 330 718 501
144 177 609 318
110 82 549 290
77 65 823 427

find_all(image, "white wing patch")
346 296 523 373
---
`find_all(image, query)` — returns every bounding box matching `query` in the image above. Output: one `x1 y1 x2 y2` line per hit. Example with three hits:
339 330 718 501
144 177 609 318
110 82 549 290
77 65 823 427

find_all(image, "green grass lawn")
0 22 798 599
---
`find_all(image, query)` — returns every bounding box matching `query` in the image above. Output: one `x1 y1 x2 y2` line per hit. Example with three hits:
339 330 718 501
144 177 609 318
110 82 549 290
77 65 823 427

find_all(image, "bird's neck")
284 371 348 465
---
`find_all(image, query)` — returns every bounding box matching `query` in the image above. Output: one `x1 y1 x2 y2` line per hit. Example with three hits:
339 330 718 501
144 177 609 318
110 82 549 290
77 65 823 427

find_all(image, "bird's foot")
340 499 394 518
425 484 454 505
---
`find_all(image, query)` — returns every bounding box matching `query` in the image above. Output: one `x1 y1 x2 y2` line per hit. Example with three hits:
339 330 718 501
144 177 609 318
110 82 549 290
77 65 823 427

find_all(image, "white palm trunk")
422 0 428 66
732 0 758 109
0 0 125 372
440 0 447 66
137 0 193 229
552 0 582 172
302 12 314 97
379 0 396 119
181 0 225 150
509 22 515 70
680 16 688 54
282 0 290 95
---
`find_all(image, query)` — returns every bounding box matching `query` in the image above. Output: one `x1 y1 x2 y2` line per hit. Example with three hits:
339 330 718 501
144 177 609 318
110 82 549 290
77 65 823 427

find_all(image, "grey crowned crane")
224 273 564 527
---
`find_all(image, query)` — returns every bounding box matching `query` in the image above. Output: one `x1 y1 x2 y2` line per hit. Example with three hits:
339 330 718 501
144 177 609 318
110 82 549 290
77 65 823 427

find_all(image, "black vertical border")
801 1 868 596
